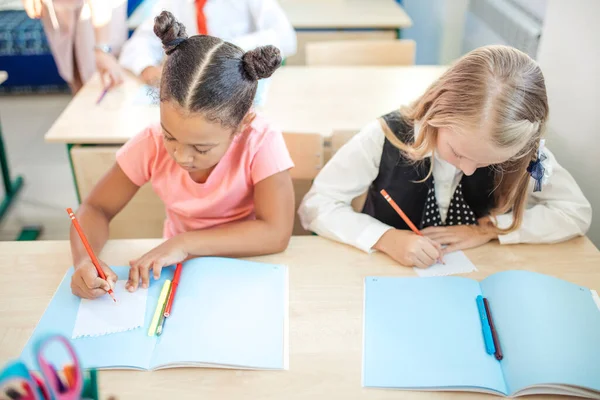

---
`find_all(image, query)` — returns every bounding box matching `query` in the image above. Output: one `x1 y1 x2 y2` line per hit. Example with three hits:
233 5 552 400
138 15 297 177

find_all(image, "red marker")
164 263 182 317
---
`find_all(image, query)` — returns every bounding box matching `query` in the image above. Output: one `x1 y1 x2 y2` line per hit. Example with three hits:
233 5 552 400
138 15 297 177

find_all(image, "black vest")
362 111 497 230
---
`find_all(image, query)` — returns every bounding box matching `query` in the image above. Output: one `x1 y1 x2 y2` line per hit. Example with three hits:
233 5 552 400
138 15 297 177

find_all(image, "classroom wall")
401 0 468 65
536 0 600 246
401 0 445 64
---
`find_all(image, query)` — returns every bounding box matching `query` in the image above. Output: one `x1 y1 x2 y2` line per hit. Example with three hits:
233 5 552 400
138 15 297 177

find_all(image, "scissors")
0 335 84 400
34 335 83 400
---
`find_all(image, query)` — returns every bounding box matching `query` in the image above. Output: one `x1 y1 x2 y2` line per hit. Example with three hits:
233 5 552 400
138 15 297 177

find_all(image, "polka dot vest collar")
421 179 479 229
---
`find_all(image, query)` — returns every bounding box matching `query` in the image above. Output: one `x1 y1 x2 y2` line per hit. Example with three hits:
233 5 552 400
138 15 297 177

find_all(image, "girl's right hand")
71 259 117 299
373 229 443 268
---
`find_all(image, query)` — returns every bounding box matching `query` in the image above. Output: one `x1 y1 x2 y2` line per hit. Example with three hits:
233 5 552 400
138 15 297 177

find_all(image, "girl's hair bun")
154 11 188 55
242 45 282 81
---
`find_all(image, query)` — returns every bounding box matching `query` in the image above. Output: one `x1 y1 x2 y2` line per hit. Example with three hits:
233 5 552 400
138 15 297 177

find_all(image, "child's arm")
126 170 294 290
70 163 140 298
299 120 393 253
118 0 170 79
494 147 591 244
423 147 592 252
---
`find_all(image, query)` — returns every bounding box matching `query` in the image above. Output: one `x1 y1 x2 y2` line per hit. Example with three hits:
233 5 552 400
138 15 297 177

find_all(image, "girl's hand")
71 259 117 299
422 217 498 254
373 229 443 269
126 236 188 291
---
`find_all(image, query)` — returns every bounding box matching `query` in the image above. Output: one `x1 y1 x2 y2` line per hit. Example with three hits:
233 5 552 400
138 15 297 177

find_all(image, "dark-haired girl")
69 11 295 299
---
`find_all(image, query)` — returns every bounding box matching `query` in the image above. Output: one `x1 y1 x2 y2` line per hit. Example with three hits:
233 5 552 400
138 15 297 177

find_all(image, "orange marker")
66 208 117 302
379 189 444 264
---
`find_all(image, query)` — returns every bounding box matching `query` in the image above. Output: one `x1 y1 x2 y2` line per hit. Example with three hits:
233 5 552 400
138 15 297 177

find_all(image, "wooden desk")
280 0 412 65
0 236 598 399
44 66 445 238
280 0 412 30
45 66 445 143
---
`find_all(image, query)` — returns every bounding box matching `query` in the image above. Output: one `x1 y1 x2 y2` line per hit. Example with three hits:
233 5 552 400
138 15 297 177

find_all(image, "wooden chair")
71 145 166 239
305 39 416 66
282 132 324 235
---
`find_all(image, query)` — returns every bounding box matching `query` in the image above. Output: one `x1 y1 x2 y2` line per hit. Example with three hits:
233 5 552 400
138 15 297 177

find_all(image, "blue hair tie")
165 37 186 49
527 140 547 192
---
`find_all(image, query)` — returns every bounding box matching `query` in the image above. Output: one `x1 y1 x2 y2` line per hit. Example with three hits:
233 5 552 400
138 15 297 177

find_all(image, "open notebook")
363 270 600 399
21 257 288 371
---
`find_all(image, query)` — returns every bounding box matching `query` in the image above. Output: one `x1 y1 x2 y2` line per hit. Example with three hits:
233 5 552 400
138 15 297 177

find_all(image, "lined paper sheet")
414 251 477 277
72 281 148 339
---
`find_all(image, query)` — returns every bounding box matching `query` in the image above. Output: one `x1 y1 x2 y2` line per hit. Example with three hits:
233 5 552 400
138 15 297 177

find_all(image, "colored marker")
476 295 496 355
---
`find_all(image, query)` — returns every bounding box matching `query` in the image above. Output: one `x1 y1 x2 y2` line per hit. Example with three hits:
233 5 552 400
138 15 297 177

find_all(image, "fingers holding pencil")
72 259 117 299
66 207 118 302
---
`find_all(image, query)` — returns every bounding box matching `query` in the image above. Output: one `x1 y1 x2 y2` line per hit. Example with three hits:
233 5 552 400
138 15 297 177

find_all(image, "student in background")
299 45 591 269
22 0 127 93
119 0 297 86
69 11 294 299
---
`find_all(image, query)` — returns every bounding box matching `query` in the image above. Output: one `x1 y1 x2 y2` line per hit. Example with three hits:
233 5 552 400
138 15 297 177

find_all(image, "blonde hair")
382 45 549 233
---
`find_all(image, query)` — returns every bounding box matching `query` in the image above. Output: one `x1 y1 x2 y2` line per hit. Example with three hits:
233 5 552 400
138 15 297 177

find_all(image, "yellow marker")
148 279 172 336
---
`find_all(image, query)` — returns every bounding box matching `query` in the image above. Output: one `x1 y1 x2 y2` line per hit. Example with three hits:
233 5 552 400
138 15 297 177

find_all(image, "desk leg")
67 143 82 204
0 117 42 240
0 119 23 220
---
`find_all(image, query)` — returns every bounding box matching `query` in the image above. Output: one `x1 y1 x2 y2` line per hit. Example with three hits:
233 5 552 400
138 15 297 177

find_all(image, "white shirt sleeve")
119 0 172 76
298 120 393 253
231 0 297 57
495 147 592 244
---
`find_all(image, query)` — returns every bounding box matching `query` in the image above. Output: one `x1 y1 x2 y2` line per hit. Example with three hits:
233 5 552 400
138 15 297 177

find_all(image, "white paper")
413 251 477 277
591 290 600 312
72 281 148 339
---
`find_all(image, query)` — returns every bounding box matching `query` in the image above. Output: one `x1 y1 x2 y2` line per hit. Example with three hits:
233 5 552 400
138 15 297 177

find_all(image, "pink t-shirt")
116 115 294 238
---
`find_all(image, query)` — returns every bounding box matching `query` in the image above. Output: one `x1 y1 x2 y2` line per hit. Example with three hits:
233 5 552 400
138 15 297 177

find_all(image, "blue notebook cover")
363 271 600 398
21 257 288 371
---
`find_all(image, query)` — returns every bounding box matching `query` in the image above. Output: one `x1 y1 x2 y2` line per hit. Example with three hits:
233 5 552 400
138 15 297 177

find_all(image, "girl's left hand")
126 237 188 291
421 217 498 254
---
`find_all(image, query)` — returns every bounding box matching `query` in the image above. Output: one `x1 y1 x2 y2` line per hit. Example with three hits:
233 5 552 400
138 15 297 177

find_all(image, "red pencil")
66 208 117 302
379 189 444 264
163 263 182 317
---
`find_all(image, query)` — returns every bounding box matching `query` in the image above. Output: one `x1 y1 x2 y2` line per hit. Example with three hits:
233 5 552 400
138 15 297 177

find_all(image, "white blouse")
298 120 592 253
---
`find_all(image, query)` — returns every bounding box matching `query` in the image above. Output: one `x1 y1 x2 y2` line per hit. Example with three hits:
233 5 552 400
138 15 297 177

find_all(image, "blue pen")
476 295 496 355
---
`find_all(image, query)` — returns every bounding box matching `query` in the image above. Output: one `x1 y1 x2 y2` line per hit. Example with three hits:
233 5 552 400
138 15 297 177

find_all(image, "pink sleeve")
251 128 295 184
116 127 158 187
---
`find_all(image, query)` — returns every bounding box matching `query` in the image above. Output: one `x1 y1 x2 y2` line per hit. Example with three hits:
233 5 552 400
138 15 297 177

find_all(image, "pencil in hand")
66 208 117 303
379 189 445 265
